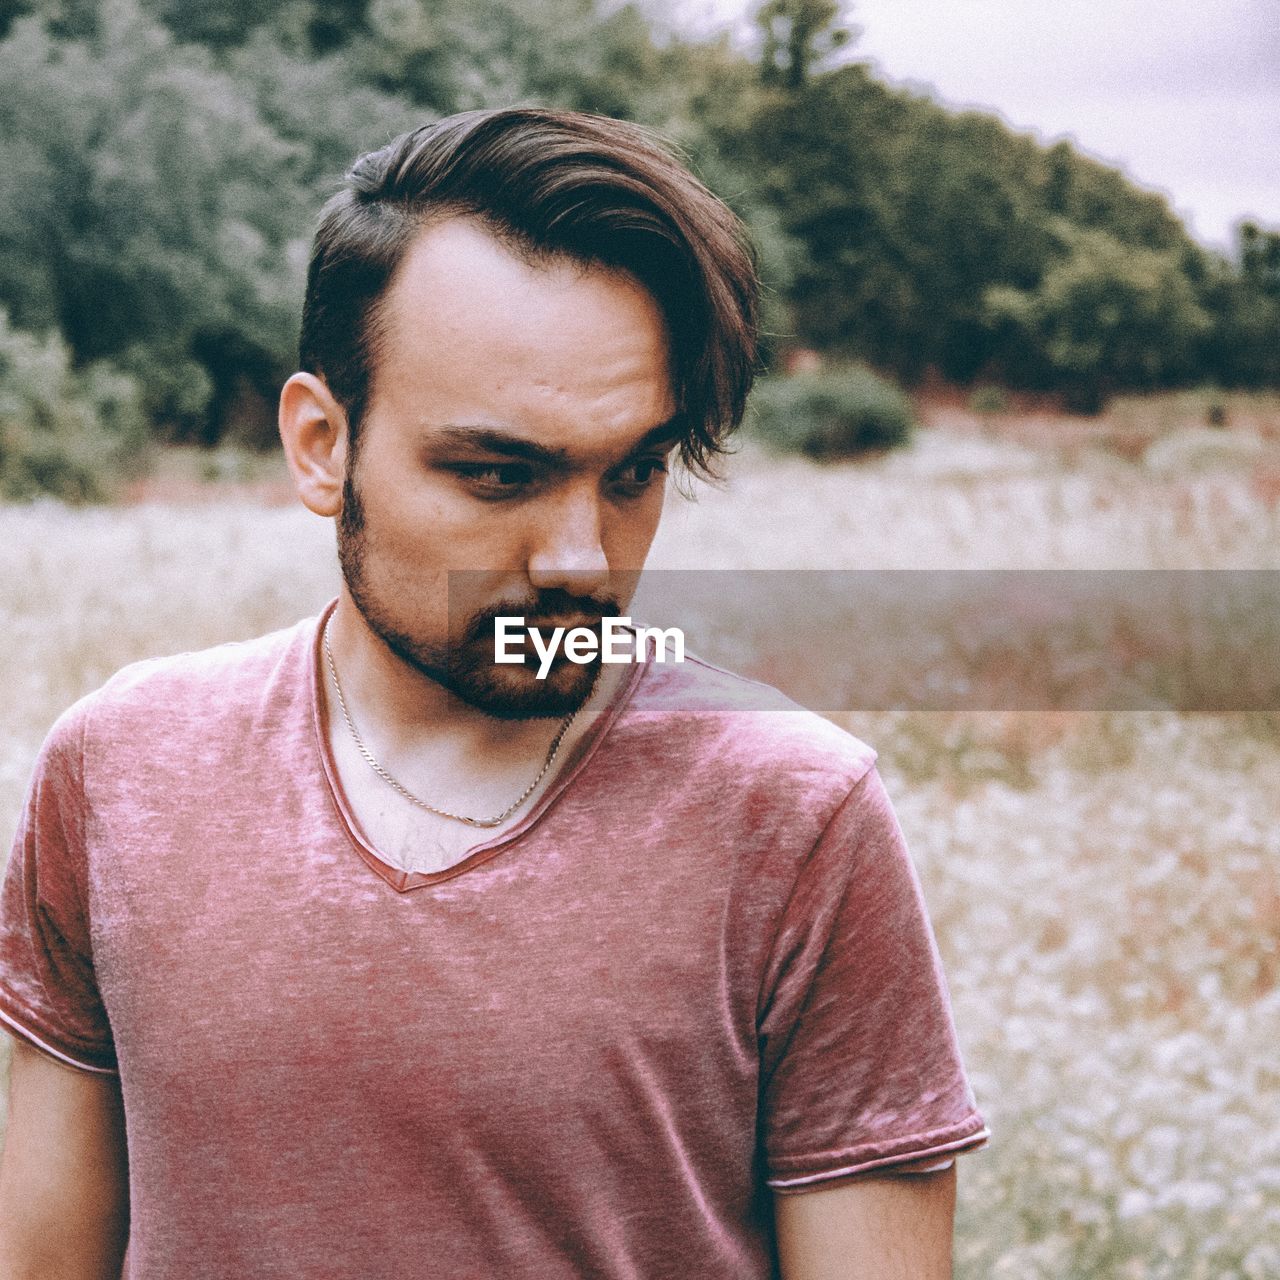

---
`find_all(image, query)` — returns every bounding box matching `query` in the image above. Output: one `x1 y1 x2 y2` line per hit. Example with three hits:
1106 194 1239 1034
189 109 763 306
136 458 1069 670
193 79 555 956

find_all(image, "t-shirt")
0 601 989 1279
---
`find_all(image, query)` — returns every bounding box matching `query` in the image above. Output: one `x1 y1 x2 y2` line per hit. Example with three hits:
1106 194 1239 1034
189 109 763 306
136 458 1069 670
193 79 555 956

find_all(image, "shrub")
984 221 1212 412
968 384 1010 417
0 311 148 503
746 366 914 459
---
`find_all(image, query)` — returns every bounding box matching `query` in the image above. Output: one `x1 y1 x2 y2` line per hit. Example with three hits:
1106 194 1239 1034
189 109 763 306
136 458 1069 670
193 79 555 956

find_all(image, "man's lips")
460 609 616 648
522 616 605 632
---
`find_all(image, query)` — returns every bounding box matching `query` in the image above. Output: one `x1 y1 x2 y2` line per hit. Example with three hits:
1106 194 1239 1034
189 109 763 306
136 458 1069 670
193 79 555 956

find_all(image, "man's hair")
298 107 759 476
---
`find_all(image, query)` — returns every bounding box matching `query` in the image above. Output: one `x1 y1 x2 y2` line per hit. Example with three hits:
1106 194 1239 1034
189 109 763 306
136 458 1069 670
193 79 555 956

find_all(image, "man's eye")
453 463 534 495
612 457 668 495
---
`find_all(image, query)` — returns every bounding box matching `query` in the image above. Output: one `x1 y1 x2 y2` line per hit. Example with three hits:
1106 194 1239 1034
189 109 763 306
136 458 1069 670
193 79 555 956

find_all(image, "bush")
0 310 148 503
968 384 1010 417
745 366 914 459
984 221 1212 411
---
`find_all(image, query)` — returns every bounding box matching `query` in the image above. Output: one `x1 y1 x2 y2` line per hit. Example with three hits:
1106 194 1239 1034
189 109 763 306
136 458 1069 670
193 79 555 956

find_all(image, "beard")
337 470 618 721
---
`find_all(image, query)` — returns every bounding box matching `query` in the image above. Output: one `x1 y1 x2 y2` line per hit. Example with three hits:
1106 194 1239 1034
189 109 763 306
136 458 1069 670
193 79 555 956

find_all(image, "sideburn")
336 467 366 591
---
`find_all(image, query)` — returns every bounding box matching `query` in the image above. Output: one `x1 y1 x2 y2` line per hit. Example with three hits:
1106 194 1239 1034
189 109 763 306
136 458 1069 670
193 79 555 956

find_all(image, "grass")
2 421 1279 1276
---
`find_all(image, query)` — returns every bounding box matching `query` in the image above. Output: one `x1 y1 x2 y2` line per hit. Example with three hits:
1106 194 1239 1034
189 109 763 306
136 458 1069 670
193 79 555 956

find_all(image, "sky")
665 0 1280 252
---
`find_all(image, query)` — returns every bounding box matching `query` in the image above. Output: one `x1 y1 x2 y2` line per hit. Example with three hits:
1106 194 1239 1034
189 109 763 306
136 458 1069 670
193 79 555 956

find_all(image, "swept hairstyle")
298 107 760 476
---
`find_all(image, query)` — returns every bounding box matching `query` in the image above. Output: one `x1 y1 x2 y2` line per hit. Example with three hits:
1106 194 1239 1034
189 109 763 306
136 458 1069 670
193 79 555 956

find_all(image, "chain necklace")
322 618 579 829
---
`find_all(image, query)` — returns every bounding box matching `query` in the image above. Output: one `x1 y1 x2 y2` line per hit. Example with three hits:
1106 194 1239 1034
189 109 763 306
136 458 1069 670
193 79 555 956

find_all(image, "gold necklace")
322 618 579 829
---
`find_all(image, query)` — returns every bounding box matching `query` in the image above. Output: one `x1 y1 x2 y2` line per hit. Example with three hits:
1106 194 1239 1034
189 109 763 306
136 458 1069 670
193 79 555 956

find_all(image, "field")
2 399 1279 1277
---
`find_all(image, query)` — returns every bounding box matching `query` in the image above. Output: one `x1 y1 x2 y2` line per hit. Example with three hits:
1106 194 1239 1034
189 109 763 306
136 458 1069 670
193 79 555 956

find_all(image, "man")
0 108 987 1278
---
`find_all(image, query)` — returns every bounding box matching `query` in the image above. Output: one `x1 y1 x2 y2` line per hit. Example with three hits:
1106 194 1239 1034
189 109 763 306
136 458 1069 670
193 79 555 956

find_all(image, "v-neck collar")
307 599 647 893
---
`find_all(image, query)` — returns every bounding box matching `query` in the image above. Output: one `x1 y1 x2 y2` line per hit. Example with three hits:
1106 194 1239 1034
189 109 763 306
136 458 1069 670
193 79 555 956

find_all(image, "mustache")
461 588 622 642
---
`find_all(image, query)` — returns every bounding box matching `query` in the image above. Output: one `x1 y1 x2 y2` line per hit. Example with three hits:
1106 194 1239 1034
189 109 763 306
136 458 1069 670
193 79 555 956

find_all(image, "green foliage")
0 0 412 448
756 0 852 89
968 385 1010 417
227 30 415 188
149 0 269 49
350 0 666 118
985 222 1212 412
1200 222 1280 388
0 0 1272 500
0 309 147 501
721 62 1209 395
0 3 298 436
746 366 914 458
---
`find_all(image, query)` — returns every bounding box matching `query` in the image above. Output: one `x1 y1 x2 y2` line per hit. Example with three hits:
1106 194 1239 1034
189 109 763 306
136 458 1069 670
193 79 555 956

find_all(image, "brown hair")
298 108 759 475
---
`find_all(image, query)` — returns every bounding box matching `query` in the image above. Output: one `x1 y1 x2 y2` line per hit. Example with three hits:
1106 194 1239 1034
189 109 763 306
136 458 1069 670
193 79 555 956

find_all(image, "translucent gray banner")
446 571 1280 713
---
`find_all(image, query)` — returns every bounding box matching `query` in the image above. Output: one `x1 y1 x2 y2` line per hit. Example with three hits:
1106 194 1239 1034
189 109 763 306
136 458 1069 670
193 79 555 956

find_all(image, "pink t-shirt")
1 602 988 1278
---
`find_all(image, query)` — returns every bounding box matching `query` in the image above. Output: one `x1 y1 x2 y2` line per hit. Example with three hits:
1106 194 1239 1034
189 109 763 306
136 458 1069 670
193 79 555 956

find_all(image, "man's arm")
773 1164 958 1280
0 1037 129 1280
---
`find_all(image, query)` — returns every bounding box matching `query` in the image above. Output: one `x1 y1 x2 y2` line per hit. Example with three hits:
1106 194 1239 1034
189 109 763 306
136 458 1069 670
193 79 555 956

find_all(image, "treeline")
0 0 1276 495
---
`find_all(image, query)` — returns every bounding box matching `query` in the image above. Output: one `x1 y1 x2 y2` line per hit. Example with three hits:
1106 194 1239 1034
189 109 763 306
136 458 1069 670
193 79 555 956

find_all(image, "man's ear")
278 372 349 518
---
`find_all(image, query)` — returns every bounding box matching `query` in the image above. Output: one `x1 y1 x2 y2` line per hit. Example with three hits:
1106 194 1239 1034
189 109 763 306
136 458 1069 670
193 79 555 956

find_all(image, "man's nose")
526 487 610 599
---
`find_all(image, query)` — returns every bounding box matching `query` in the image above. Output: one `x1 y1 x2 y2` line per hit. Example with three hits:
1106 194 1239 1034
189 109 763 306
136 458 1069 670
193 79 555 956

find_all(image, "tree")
1199 222 1280 388
0 307 146 501
0 0 1269 496
756 0 852 90
349 0 667 119
0 2 306 438
0 0 411 444
1239 221 1280 295
716 49 1212 391
985 222 1212 410
149 0 268 49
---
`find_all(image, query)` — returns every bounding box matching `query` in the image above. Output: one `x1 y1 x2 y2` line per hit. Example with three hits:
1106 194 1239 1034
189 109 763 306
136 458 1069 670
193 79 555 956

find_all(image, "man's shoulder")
621 652 877 794
67 614 317 745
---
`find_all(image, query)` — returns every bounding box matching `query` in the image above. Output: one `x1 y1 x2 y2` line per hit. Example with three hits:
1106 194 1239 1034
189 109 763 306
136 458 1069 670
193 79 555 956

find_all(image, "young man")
0 108 987 1278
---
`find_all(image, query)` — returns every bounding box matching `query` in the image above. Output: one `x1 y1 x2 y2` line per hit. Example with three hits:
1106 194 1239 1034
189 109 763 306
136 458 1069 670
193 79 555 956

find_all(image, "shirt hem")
0 1001 118 1075
767 1120 990 1191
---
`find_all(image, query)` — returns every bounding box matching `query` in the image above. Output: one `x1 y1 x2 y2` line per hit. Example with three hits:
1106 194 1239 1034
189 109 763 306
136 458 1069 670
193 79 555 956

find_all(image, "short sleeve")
0 702 117 1073
758 766 987 1190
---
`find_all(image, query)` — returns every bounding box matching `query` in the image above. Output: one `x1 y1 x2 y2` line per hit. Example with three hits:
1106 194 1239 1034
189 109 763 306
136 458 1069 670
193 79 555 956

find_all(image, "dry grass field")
2 404 1278 1277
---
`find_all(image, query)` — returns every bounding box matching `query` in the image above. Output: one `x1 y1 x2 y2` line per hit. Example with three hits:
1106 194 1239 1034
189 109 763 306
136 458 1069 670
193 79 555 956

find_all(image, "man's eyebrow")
625 416 687 455
425 416 686 465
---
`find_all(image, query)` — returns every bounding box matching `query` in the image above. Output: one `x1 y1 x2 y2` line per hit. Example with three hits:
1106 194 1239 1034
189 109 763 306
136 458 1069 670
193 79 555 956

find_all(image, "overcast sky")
668 0 1279 252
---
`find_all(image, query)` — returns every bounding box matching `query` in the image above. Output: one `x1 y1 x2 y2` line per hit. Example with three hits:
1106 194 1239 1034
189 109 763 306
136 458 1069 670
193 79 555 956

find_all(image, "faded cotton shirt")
0 603 988 1279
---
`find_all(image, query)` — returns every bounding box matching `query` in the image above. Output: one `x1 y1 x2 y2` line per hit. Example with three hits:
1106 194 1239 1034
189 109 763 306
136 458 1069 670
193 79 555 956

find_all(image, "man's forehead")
381 215 659 327
369 217 676 432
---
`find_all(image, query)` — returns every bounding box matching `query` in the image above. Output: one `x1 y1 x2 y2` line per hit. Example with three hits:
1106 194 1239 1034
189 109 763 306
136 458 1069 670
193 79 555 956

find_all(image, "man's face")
337 217 679 720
